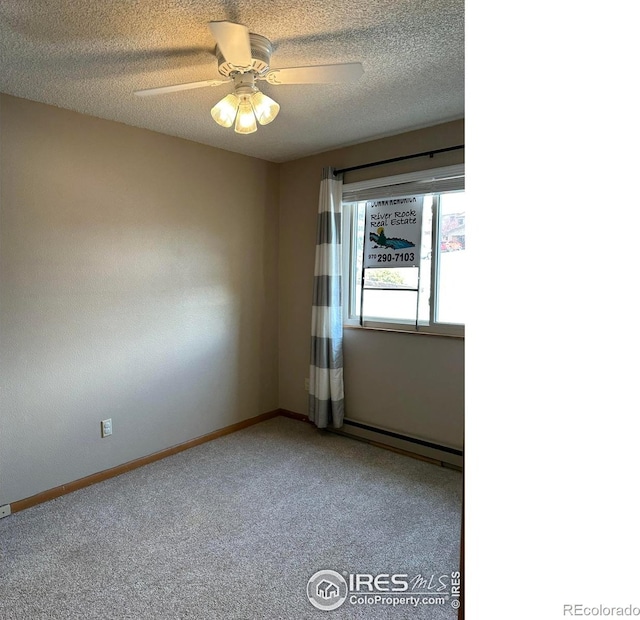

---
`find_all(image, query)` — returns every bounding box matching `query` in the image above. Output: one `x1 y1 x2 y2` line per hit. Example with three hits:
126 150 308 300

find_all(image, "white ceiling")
0 0 464 163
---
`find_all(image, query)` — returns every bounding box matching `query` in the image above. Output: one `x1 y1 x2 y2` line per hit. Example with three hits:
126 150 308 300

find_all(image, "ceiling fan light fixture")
250 91 280 125
137 22 364 138
234 99 257 134
211 93 240 127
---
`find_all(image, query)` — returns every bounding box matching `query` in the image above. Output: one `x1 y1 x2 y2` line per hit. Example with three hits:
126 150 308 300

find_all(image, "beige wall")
278 120 464 450
0 95 279 505
0 98 463 506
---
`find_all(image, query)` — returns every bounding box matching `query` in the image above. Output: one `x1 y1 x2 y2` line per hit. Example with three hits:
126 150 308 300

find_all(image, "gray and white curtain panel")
309 167 345 428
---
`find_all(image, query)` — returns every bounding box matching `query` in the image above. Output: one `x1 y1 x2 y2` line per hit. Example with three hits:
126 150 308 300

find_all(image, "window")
342 164 465 336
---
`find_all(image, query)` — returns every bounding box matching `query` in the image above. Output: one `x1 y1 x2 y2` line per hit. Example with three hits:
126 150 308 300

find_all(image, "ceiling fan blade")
263 63 364 85
208 21 252 68
134 78 230 97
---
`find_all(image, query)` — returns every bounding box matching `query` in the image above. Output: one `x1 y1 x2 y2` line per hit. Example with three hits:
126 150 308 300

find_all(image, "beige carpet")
0 416 462 619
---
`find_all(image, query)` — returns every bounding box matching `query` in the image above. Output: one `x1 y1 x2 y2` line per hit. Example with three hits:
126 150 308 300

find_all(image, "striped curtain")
309 167 345 428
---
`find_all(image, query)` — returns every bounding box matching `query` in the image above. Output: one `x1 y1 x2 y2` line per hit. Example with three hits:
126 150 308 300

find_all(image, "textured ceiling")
0 0 464 163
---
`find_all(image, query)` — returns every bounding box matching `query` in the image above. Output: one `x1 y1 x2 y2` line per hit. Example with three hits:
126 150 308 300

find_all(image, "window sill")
344 324 464 339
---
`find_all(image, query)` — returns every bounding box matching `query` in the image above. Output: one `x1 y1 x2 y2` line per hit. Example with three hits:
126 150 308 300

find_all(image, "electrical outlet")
0 504 11 519
101 418 112 438
304 378 310 392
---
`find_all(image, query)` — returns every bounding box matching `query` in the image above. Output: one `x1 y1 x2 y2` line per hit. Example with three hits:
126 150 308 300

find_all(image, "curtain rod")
334 144 464 175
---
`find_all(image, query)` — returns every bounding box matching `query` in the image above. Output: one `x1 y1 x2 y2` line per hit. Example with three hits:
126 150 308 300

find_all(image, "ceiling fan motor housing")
215 33 273 76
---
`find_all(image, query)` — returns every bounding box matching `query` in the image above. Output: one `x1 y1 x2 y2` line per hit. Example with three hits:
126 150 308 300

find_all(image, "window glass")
343 165 464 335
436 192 465 325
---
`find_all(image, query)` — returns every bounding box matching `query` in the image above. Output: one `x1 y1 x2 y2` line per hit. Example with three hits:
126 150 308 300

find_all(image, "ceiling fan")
134 21 364 135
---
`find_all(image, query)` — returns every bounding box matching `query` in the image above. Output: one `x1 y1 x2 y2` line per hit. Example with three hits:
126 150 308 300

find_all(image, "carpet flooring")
0 416 463 619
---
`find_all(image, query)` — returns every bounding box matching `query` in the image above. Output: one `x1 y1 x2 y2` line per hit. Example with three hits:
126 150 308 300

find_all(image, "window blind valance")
342 164 464 202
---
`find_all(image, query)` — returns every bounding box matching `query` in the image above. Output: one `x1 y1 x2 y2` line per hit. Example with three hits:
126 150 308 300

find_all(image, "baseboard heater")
334 418 463 469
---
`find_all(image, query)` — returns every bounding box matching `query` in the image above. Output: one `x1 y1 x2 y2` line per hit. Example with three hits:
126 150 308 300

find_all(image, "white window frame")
342 164 465 337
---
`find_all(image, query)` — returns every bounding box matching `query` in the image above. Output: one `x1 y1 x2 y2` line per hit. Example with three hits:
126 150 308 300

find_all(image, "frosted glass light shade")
250 91 280 125
234 101 257 134
211 94 240 127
